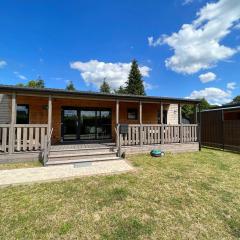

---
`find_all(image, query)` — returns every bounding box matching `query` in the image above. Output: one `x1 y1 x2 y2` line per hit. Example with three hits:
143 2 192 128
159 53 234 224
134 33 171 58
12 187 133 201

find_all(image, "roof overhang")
0 84 200 105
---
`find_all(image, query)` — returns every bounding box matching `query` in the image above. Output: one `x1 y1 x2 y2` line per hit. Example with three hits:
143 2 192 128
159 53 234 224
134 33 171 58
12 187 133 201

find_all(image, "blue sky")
0 0 239 105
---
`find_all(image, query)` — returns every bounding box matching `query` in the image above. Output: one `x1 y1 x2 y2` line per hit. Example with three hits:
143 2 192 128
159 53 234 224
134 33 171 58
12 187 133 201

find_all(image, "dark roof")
0 84 200 104
202 104 240 112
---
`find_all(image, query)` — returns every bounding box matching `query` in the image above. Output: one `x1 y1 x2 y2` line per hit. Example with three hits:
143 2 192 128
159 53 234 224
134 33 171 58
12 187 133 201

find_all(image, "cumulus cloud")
14 71 27 80
149 0 240 74
227 82 237 90
188 87 232 105
70 60 151 89
199 72 216 83
0 60 7 68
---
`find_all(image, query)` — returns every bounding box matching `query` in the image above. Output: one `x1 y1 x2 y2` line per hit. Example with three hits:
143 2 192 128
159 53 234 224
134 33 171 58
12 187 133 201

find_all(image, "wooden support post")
116 100 120 154
47 95 52 144
139 101 143 146
9 93 16 153
116 100 119 125
198 104 202 151
178 103 183 143
194 104 198 124
160 102 164 144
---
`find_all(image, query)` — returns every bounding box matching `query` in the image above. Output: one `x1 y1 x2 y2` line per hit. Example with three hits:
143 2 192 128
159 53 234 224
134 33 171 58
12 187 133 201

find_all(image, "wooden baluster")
35 127 39 150
40 127 45 149
29 127 33 151
23 127 27 151
2 128 7 152
16 127 21 151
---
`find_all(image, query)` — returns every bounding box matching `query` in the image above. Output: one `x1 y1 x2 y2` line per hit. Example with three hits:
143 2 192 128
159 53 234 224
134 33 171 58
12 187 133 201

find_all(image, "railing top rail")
0 124 11 127
14 124 48 128
119 124 198 127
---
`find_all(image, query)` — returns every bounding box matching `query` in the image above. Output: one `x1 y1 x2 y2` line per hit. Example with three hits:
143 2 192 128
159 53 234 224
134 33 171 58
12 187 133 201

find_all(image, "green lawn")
0 161 42 170
0 149 240 239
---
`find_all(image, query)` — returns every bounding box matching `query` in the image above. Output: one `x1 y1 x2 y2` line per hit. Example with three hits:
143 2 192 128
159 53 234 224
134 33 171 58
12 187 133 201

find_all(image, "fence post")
198 104 202 151
221 109 225 151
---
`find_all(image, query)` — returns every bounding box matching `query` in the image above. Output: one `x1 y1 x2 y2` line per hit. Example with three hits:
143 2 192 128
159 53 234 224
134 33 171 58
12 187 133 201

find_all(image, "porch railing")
0 124 10 153
118 124 198 147
0 124 48 153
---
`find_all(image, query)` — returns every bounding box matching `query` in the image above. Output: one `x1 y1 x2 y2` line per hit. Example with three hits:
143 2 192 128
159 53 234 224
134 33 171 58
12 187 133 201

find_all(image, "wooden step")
48 151 117 162
46 156 121 166
49 147 116 156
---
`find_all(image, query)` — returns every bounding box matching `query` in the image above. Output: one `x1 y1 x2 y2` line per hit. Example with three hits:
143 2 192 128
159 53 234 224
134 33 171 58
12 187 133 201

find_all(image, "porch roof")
0 84 200 104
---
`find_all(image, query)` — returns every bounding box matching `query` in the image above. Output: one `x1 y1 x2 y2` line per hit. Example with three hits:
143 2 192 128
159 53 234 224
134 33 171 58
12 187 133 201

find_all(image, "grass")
0 161 42 170
0 148 240 239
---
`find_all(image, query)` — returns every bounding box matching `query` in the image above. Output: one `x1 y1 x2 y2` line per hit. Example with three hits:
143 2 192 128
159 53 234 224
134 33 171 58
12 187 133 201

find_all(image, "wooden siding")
16 96 178 144
0 94 10 124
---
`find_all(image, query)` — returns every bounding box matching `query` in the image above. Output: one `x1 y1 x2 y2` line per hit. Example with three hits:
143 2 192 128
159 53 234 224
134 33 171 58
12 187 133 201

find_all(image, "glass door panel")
80 110 96 140
96 110 111 139
63 109 78 140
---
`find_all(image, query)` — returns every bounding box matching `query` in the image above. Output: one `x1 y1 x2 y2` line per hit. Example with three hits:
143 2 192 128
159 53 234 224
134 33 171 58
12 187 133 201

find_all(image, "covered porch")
0 85 200 164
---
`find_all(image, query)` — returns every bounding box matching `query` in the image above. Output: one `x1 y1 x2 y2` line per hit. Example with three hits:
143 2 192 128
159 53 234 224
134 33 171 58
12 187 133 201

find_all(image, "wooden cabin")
0 85 200 165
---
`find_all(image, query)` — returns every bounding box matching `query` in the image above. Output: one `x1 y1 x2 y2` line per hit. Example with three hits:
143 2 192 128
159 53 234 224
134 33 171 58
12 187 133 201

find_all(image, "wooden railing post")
47 95 52 148
9 93 16 153
178 103 183 143
139 101 143 146
160 103 164 144
115 99 120 153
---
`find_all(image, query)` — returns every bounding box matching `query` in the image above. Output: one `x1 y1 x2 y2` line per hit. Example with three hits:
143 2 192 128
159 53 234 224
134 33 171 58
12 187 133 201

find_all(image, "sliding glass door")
62 109 78 140
80 110 96 140
96 110 111 139
62 107 112 141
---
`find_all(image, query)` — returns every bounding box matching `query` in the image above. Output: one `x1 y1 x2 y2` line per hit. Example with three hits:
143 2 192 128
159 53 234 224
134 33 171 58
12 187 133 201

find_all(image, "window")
17 105 29 124
127 108 138 120
157 110 168 124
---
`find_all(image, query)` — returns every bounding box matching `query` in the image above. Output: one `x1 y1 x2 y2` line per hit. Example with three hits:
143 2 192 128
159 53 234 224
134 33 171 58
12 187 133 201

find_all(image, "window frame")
16 104 30 124
127 108 138 120
157 109 168 124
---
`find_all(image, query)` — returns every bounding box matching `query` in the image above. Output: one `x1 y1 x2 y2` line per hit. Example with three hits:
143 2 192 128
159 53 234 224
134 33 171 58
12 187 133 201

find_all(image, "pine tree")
125 59 145 95
115 86 127 94
66 81 76 91
231 96 240 104
100 79 111 93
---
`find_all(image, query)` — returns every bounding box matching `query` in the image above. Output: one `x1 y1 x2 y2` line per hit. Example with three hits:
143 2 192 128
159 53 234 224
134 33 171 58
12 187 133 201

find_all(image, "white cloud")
234 23 240 29
227 82 237 90
188 87 232 105
14 71 27 80
0 60 7 68
149 0 240 74
199 72 216 83
182 0 194 6
70 60 151 89
148 36 163 47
